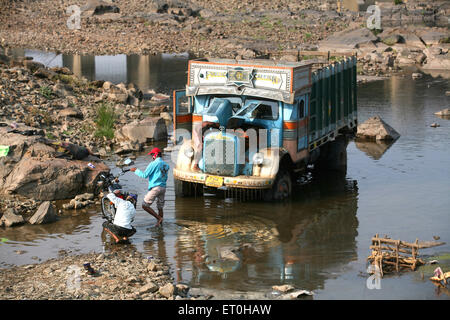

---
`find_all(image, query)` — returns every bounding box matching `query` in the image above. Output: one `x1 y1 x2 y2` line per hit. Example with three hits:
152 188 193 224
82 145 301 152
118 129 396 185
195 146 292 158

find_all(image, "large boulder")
318 28 378 52
2 157 108 200
115 117 167 144
0 128 109 200
356 116 400 141
28 201 58 224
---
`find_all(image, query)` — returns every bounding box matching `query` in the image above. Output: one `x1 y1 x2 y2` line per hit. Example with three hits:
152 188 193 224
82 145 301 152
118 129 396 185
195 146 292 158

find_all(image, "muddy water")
1 51 450 299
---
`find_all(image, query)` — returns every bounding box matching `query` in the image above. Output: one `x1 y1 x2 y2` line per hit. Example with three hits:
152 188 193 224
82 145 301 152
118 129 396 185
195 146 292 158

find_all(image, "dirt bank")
0 246 200 300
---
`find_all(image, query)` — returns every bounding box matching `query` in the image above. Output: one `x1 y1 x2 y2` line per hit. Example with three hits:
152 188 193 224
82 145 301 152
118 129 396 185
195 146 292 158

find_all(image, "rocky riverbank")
1 0 448 78
0 50 170 222
0 247 199 300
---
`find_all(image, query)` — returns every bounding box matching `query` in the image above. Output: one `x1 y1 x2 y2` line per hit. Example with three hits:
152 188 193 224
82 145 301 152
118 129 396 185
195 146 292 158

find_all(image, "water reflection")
6 48 191 93
355 139 395 160
171 172 359 292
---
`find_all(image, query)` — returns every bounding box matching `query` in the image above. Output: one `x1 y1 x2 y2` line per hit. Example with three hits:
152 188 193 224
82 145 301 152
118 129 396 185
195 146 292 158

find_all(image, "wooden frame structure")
368 234 445 277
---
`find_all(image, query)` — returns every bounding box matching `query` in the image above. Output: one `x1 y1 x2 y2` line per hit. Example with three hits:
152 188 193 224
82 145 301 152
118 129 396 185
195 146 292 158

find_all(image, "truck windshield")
207 96 243 114
236 100 279 120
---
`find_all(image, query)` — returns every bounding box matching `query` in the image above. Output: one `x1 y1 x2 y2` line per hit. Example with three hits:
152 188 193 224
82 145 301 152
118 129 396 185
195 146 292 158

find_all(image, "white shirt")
107 193 136 229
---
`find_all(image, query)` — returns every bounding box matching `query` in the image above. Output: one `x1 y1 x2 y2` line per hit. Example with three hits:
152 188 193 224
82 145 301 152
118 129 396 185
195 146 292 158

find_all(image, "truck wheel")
174 179 203 197
265 170 292 201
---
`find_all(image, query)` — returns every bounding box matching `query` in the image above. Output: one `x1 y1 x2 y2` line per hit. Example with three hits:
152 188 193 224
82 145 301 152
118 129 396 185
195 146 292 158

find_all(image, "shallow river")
1 51 449 299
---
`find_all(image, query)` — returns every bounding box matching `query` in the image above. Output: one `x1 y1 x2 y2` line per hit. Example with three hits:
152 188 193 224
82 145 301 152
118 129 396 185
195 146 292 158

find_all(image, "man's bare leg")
142 203 163 226
156 208 164 227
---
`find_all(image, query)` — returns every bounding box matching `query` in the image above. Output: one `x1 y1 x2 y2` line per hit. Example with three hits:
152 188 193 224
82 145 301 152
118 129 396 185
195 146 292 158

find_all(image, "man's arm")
133 162 155 179
106 192 125 207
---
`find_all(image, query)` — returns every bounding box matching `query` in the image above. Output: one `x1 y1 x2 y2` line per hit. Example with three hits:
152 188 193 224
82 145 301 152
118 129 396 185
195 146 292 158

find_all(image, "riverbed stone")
115 117 167 144
0 209 25 227
356 116 400 141
159 283 175 298
28 201 57 225
139 282 159 295
434 108 450 116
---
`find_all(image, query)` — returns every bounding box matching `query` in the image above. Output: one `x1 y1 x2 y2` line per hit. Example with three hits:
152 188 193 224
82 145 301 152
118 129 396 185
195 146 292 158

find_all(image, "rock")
356 116 400 141
102 81 113 90
279 54 298 62
412 73 423 79
319 28 378 52
127 95 140 107
398 32 426 49
114 141 142 154
82 0 120 16
420 31 448 46
288 290 314 298
381 34 402 46
28 201 58 224
435 108 450 116
175 284 190 296
159 283 175 298
0 209 25 227
33 68 57 80
139 282 158 295
272 284 295 293
199 9 215 18
422 54 450 70
147 261 158 272
115 117 167 144
23 60 45 72
1 153 109 200
74 193 94 201
108 92 128 103
59 108 83 119
237 48 257 59
151 93 170 103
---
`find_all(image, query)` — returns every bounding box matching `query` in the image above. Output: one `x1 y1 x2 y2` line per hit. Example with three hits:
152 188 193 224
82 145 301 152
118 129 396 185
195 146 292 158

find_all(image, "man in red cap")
130 147 169 226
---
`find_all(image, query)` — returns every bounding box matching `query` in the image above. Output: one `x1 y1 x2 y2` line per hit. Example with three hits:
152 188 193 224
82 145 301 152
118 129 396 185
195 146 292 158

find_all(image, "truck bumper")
173 168 274 189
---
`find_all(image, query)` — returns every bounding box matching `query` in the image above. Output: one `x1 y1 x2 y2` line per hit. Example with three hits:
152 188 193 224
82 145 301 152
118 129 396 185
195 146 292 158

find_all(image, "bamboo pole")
396 240 400 272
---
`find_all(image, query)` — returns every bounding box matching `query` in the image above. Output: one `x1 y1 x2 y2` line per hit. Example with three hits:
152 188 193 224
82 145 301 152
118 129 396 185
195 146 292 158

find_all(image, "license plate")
205 175 224 188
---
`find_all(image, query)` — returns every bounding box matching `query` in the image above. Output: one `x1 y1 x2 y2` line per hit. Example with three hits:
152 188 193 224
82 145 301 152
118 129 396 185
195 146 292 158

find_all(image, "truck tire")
174 179 203 197
315 135 348 173
264 169 292 201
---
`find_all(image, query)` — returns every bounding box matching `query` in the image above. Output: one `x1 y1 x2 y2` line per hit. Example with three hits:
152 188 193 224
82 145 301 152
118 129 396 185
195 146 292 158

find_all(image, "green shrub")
39 86 53 99
95 103 116 139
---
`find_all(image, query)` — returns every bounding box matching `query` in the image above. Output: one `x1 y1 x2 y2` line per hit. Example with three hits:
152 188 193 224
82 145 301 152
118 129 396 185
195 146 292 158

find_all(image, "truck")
172 55 357 200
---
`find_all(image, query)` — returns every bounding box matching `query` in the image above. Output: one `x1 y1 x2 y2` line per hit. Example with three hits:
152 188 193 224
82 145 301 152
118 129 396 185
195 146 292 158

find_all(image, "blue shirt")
135 157 169 190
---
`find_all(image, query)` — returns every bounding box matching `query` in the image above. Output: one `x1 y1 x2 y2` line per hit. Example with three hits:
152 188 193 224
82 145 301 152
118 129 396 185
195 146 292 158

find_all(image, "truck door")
173 89 192 144
297 96 308 151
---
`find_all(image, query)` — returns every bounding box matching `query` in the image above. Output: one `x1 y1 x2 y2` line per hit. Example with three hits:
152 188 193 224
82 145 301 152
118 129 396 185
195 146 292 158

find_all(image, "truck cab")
173 57 357 200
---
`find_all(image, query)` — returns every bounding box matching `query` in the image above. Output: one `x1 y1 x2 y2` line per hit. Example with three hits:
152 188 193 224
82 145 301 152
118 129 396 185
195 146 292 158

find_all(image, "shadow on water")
170 171 359 293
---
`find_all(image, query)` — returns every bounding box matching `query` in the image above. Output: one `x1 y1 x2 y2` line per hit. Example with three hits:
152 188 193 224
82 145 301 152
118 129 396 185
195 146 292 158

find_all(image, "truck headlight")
184 146 194 158
252 152 264 165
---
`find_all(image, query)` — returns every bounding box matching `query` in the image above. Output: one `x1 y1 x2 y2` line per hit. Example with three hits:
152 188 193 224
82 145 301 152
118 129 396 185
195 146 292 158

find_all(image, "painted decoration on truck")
190 62 292 92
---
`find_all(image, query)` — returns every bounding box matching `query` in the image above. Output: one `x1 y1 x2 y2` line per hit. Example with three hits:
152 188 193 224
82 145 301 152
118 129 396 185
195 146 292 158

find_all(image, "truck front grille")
204 133 237 176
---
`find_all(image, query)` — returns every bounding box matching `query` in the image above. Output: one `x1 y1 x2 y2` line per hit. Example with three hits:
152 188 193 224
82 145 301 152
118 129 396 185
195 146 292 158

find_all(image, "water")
1 50 450 299
6 48 192 93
